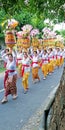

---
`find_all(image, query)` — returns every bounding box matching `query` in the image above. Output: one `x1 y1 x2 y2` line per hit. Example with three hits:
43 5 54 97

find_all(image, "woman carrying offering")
41 49 49 79
16 48 23 77
1 52 18 104
21 51 30 94
31 51 40 83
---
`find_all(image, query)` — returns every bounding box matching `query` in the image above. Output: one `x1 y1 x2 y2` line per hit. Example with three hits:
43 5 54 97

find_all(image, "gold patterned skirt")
32 67 40 80
5 74 17 96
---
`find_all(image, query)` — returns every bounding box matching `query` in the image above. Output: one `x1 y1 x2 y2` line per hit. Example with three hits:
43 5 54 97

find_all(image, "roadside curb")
20 84 59 130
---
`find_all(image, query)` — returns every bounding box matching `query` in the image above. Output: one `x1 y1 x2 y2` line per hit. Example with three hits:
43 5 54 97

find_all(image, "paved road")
0 66 63 130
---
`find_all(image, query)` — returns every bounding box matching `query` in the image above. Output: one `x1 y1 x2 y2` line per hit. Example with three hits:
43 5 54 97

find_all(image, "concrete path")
0 66 63 130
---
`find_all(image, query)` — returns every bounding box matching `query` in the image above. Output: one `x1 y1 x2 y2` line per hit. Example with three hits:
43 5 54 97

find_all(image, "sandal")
1 98 8 104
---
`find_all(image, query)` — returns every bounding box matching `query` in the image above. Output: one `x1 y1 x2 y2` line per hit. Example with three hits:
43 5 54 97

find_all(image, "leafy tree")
0 0 65 43
0 0 65 21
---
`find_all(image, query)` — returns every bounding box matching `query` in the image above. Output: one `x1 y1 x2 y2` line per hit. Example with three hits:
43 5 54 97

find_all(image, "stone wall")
49 67 65 130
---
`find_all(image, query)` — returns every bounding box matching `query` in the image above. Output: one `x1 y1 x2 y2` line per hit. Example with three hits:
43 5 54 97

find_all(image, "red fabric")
48 58 50 62
60 56 62 62
41 59 48 66
53 56 54 59
49 56 54 60
4 62 7 68
42 59 48 62
56 55 57 59
16 58 22 66
39 62 42 67
31 62 38 66
22 64 29 77
4 70 15 88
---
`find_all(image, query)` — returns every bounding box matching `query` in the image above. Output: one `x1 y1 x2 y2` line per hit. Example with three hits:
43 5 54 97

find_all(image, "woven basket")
5 31 16 48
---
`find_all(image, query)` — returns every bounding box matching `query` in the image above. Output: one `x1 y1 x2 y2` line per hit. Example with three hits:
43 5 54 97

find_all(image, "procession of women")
0 20 65 104
0 44 65 104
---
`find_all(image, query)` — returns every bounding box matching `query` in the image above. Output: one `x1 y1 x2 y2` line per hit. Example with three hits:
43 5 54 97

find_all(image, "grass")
0 67 18 73
0 67 5 73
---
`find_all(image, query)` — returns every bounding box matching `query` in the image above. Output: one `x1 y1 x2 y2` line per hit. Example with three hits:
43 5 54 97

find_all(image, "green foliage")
14 9 32 26
60 30 65 38
0 0 65 21
30 14 39 28
55 30 61 35
0 67 5 73
0 9 6 23
0 0 25 15
0 0 65 43
55 30 65 39
37 20 45 31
